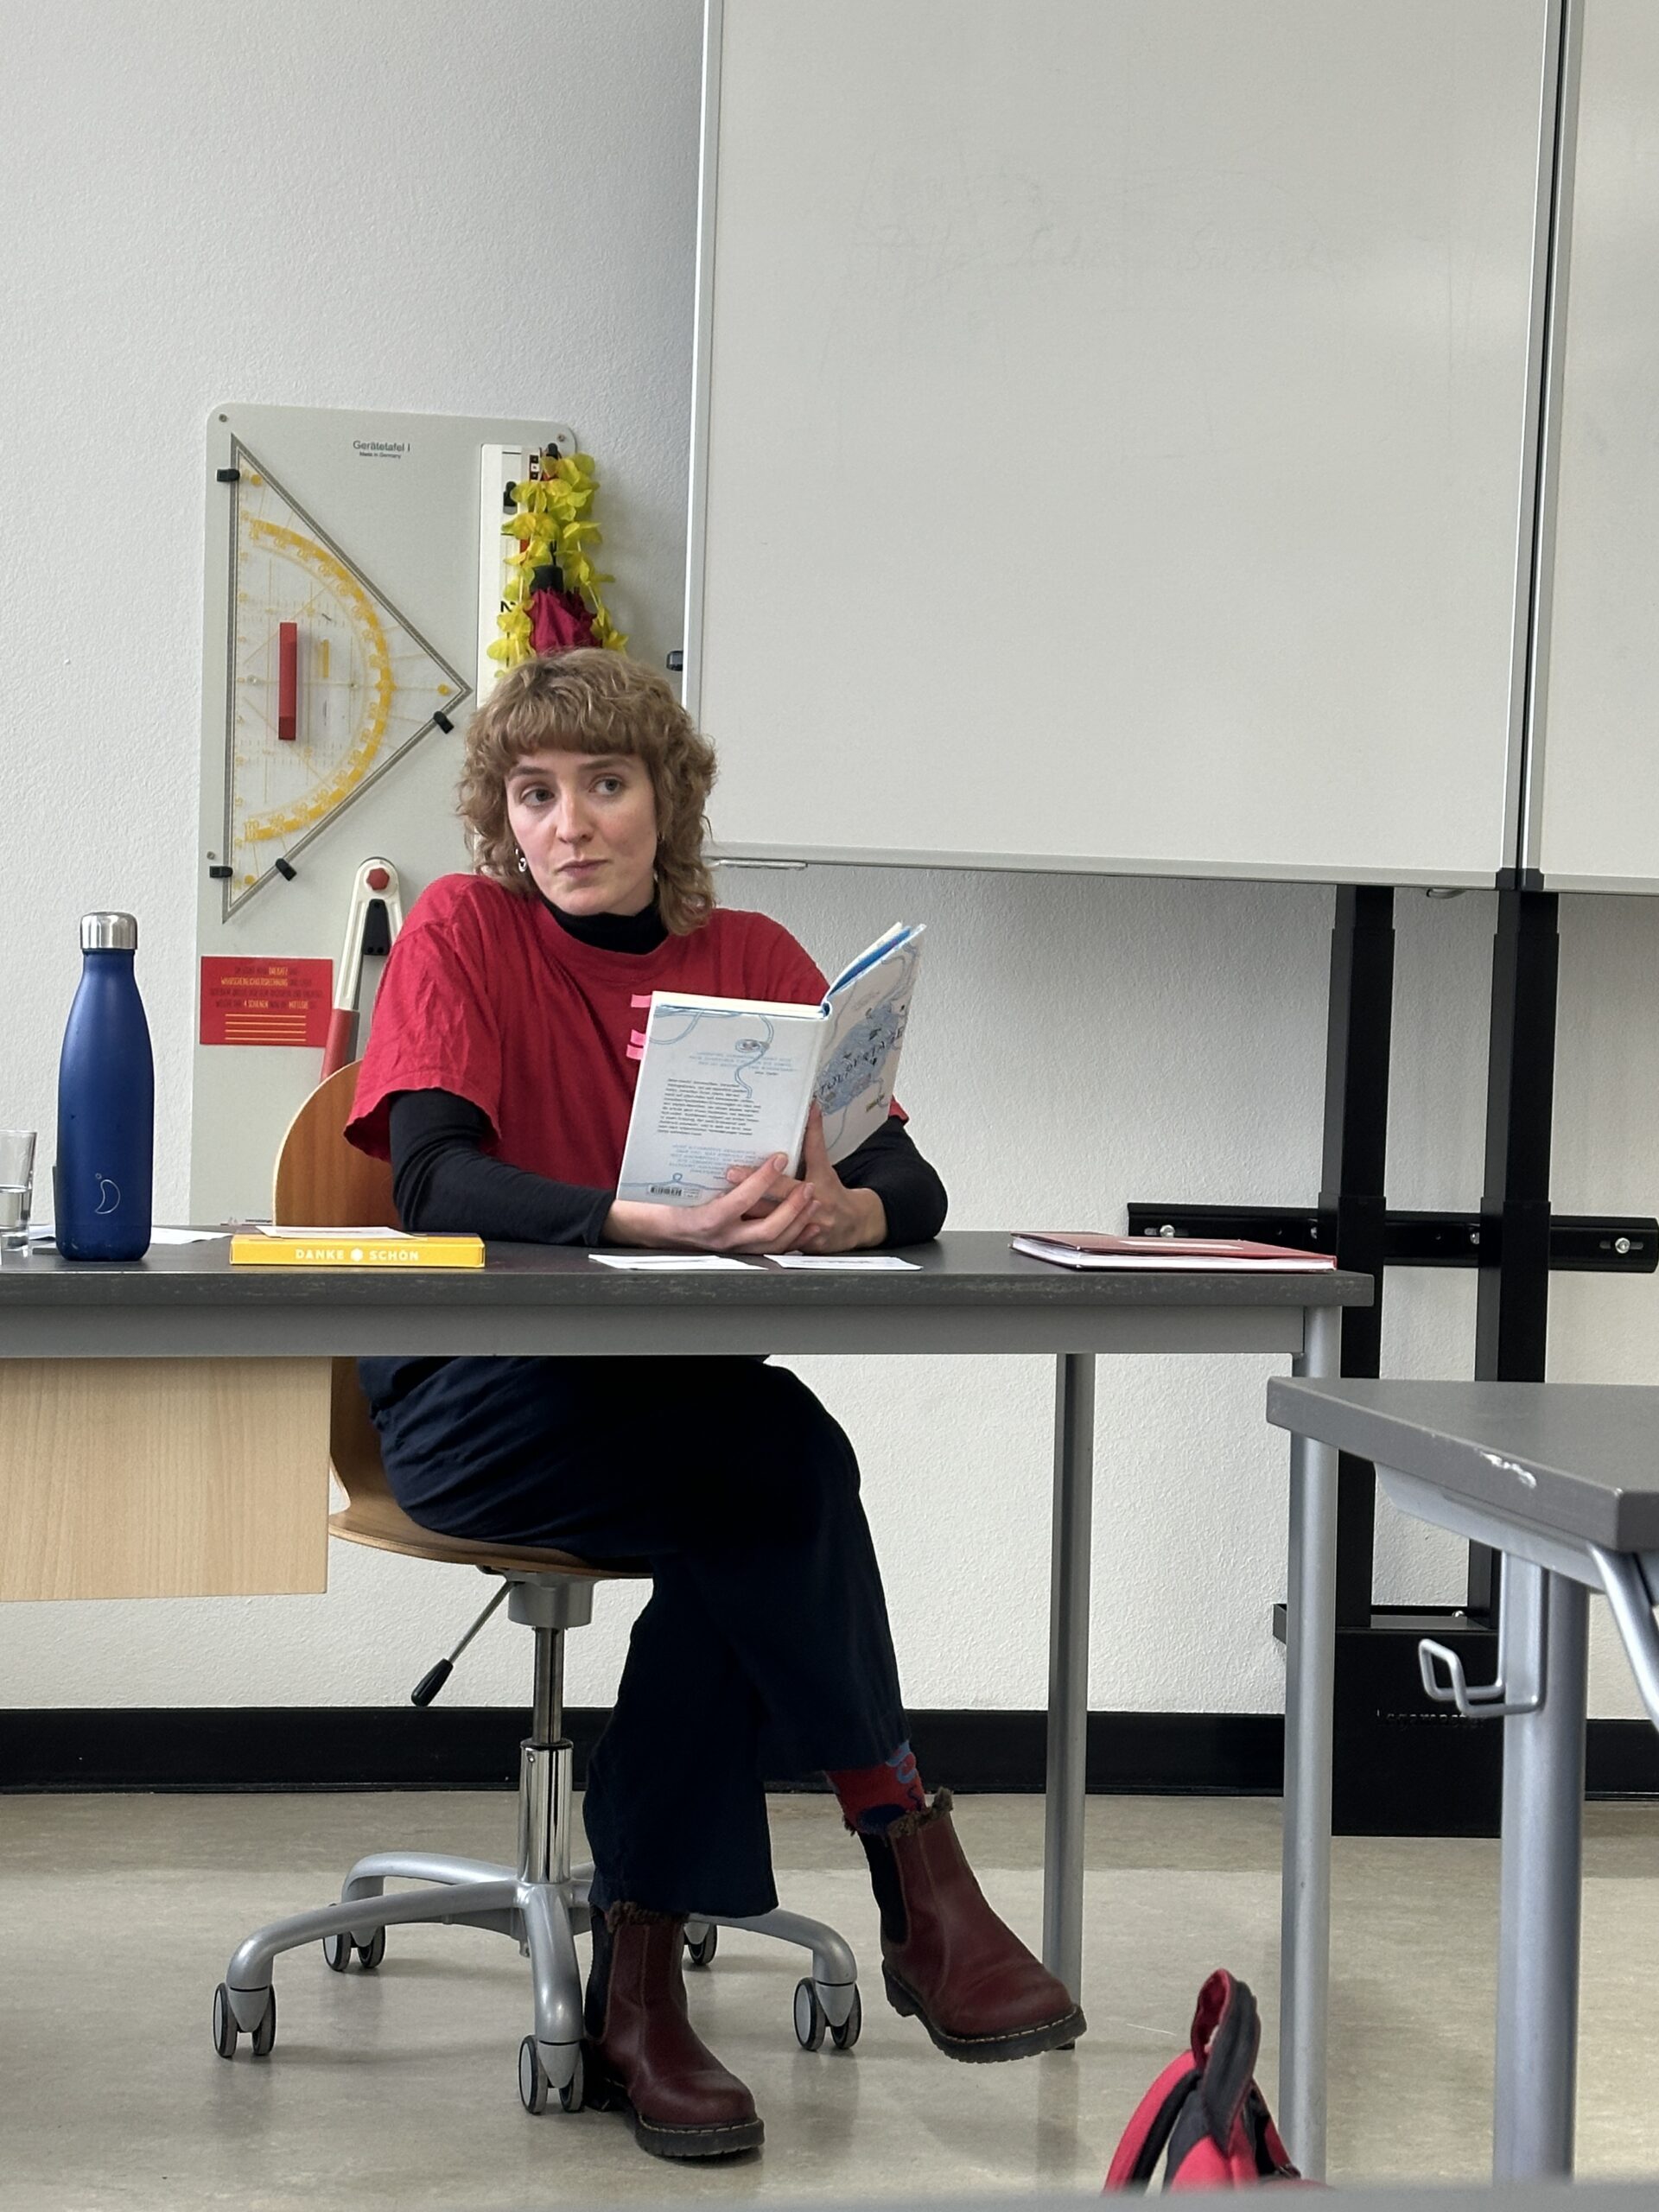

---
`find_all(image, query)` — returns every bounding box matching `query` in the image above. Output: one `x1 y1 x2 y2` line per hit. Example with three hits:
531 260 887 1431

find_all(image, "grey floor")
3 1790 1659 2209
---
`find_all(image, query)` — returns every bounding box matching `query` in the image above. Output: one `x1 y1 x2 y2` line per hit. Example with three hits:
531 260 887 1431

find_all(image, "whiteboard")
1529 3 1659 889
687 1 1552 885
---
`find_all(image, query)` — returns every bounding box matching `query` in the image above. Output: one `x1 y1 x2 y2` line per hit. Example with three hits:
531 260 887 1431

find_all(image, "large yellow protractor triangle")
222 440 470 915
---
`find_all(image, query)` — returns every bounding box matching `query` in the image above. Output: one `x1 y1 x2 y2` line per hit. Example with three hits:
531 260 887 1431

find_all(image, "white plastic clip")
322 859 404 1077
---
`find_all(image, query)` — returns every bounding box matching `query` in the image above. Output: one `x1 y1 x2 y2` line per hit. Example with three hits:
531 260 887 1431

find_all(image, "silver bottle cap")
80 912 137 951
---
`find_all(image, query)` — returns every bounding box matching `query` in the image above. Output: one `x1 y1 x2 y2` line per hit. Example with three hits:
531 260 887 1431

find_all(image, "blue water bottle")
56 912 154 1262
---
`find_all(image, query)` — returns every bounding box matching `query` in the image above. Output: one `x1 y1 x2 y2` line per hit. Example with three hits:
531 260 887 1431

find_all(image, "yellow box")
230 1234 485 1269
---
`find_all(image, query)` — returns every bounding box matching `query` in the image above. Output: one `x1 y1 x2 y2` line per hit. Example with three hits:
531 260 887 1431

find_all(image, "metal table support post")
1279 1300 1343 2180
1493 1563 1589 2181
1042 1351 1096 1997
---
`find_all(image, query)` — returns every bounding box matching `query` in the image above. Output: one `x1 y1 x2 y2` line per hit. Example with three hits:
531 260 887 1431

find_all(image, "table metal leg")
1042 1351 1096 1997
1279 1301 1341 2181
1494 1563 1588 2181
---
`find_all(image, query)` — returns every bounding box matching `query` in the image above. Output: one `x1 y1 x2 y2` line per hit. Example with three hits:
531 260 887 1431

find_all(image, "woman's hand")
603 1151 823 1255
723 1106 886 1255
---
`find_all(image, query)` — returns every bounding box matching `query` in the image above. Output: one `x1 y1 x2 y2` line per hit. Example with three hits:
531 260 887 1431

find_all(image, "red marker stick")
277 622 298 740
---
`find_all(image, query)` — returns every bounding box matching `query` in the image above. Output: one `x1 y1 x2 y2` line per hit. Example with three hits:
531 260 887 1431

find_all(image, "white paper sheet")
765 1253 920 1270
588 1253 756 1271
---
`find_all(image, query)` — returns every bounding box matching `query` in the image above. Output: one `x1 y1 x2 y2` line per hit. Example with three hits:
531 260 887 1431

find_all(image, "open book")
615 924 925 1207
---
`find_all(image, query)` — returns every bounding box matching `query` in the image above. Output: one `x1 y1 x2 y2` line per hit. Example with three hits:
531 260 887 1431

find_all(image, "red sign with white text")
200 957 333 1047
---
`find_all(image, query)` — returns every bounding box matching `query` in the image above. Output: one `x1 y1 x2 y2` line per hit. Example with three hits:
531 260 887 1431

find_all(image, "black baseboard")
2 1706 1656 1806
1588 1720 1659 1797
0 1707 1281 1795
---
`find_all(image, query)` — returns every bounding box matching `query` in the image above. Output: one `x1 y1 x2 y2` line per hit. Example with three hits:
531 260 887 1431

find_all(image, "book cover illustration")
814 923 925 1160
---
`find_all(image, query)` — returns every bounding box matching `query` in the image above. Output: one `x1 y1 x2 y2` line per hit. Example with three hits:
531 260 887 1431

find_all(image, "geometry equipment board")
218 441 468 915
192 403 575 1224
686 0 1553 887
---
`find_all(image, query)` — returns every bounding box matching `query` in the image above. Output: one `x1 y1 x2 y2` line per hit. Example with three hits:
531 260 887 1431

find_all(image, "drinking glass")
0 1129 37 1255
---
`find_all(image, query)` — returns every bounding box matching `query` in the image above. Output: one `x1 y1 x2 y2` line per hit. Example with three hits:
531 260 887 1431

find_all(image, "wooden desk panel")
0 1359 331 1599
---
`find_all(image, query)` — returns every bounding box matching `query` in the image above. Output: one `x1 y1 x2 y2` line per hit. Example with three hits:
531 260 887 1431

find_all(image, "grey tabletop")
0 1233 1368 1361
0 1232 1370 1314
1268 1377 1659 1554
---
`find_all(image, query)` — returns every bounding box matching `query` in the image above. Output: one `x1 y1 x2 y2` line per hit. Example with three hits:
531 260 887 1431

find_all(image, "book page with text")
615 999 825 1205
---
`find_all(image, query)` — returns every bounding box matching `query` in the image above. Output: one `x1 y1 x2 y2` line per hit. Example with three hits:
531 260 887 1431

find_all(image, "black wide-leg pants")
359 1355 910 1916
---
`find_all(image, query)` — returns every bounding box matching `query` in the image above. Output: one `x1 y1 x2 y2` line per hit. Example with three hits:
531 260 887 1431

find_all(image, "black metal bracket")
361 899 392 958
1123 1201 1657 1274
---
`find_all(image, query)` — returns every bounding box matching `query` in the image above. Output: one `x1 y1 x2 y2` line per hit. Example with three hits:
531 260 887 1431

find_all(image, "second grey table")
1268 1377 1659 2183
1 1231 1370 2174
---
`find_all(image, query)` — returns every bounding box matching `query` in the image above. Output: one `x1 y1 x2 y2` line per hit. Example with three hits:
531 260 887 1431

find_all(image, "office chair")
211 1061 860 2115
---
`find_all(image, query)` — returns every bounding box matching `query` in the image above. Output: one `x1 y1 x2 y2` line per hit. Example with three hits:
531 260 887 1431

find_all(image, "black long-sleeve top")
387 897 948 1249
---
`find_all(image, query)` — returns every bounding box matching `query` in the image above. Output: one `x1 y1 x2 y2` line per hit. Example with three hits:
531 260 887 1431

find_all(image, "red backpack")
1104 1971 1303 2190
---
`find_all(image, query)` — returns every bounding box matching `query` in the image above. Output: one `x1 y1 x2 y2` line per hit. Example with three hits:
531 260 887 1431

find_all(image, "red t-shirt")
346 874 834 1187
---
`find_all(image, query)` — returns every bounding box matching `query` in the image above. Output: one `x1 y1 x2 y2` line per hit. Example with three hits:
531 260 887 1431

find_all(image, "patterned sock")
827 1741 927 1834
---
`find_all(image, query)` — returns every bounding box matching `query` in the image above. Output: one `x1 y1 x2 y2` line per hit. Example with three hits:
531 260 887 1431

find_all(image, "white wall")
3 1 1657 1728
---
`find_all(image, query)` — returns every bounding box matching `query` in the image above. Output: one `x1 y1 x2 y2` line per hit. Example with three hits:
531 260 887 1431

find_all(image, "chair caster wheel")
793 1977 827 2051
830 1985 861 2050
213 1982 276 2058
520 2036 582 2115
323 1925 386 1972
685 1923 718 1969
519 2035 549 2115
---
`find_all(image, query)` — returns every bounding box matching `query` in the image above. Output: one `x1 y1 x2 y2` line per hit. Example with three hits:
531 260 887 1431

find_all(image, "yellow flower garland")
488 451 627 674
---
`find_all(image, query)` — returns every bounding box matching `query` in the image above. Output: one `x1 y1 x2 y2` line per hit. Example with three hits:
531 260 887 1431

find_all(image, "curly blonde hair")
458 652 718 935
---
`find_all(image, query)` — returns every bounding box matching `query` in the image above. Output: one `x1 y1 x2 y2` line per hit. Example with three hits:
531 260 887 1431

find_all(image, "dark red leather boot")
583 1904 764 2158
860 1789 1086 2062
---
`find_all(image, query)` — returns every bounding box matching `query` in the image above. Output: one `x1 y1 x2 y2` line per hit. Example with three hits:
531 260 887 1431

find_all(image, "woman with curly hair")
346 651 1084 2163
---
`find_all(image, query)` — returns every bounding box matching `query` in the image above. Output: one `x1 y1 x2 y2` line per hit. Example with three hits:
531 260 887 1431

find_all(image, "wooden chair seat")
277 1064 628 1591
328 1481 617 1581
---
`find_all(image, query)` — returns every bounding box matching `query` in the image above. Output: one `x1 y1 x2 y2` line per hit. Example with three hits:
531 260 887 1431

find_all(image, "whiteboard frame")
683 0 725 737
685 1 1558 890
1514 0 1585 882
1517 0 1659 891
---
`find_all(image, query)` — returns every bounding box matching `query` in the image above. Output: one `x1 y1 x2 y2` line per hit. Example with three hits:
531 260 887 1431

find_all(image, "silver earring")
516 851 529 874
